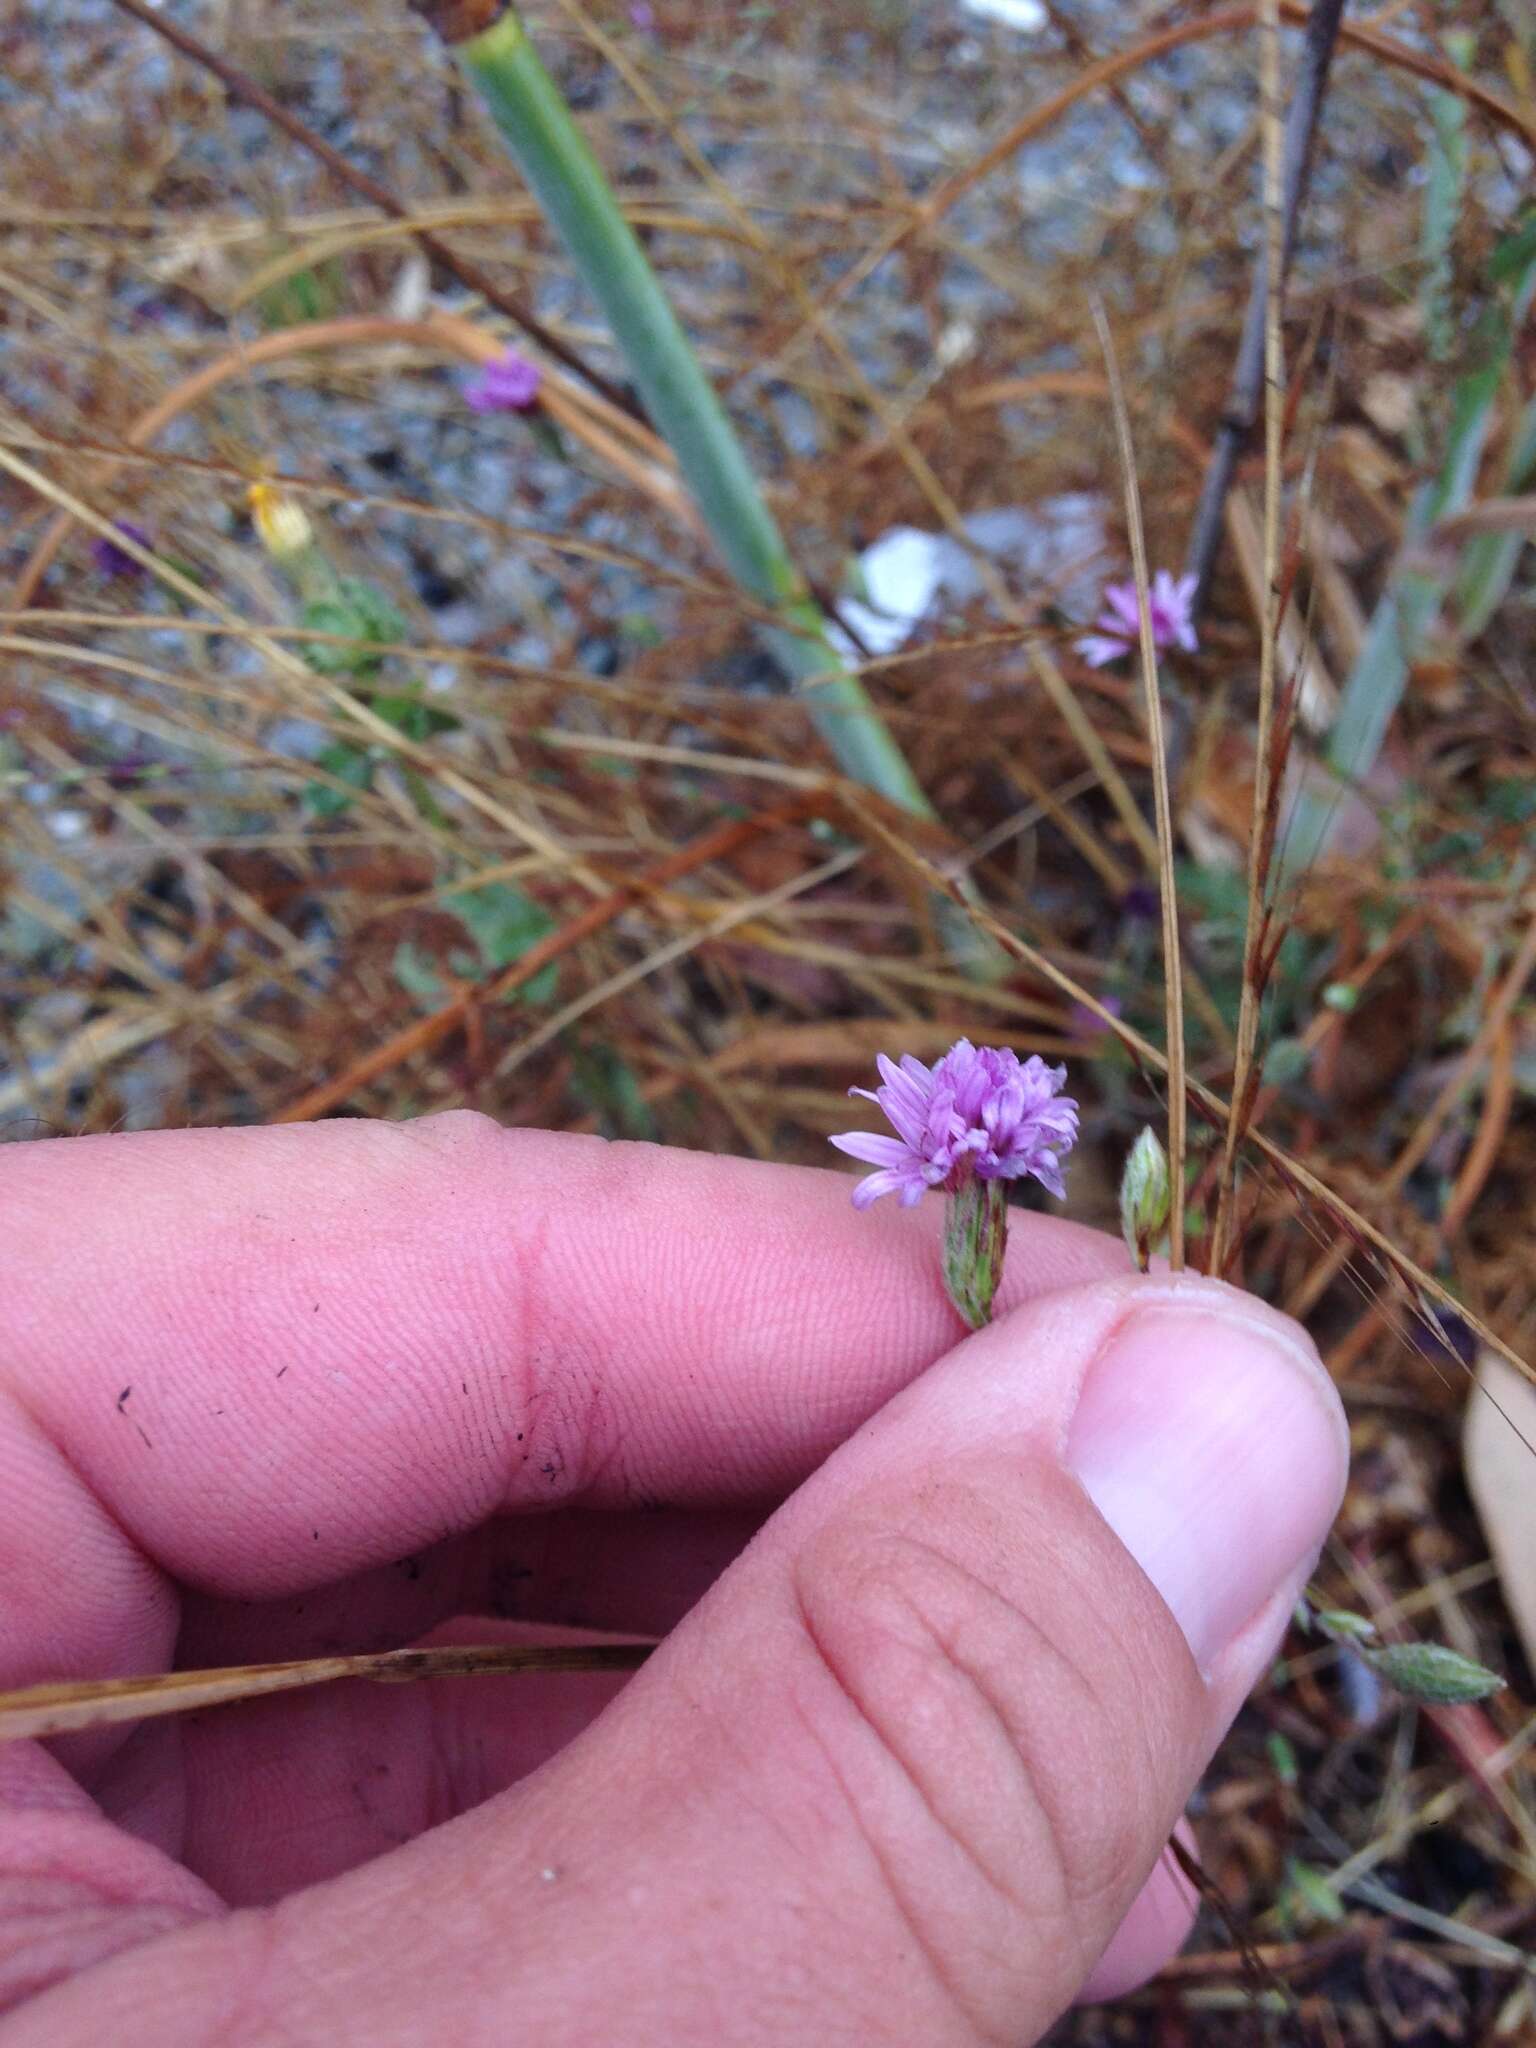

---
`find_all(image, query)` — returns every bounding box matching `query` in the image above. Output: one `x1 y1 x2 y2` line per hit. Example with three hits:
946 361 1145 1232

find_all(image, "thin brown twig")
1442 1018 1517 1242
103 0 638 415
1286 905 1536 1321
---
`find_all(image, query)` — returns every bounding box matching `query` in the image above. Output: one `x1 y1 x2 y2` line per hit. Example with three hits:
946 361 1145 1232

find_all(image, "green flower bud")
1363 1641 1505 1707
1119 1125 1170 1270
1311 1608 1505 1706
1312 1607 1378 1646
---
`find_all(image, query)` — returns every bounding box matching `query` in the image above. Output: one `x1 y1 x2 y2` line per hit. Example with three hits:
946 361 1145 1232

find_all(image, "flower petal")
1103 581 1141 631
1075 633 1127 668
828 1130 915 1169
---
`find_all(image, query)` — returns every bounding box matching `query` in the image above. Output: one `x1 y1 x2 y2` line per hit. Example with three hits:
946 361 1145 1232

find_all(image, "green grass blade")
426 4 1003 972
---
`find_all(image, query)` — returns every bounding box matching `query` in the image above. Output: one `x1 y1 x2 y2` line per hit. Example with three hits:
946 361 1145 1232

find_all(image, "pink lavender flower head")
1075 568 1197 668
91 520 152 579
463 348 543 415
830 1039 1079 1209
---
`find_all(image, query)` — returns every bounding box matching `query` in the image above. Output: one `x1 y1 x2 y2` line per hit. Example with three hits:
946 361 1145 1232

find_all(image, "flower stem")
418 2 1001 973
942 1177 1009 1330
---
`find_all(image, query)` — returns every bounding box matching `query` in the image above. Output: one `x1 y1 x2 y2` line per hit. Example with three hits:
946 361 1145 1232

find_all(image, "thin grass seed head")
1076 567 1198 668
463 347 543 414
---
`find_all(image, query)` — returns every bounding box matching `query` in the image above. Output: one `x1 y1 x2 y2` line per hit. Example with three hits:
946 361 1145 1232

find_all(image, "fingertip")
1077 1826 1201 2003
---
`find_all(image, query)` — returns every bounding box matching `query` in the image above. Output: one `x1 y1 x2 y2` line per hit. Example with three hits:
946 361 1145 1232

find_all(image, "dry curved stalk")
7 311 696 612
843 370 1211 478
228 201 769 313
1442 1019 1517 1243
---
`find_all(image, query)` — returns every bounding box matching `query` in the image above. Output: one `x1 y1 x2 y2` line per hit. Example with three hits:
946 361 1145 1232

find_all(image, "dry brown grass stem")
275 801 810 1122
1211 0 1289 1277
1089 296 1186 1268
0 1640 654 1744
0 444 610 891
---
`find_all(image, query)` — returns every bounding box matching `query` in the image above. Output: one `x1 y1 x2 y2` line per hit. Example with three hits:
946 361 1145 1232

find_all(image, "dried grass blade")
0 1642 654 1744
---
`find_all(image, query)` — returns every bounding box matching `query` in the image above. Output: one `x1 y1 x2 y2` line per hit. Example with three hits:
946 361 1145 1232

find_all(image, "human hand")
0 1113 1346 2044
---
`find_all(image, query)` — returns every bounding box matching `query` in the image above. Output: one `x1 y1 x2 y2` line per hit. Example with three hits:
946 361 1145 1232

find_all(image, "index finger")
3 1113 1125 1606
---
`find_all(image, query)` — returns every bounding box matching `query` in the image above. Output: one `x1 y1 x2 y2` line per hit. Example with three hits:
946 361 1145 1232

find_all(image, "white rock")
960 0 1047 32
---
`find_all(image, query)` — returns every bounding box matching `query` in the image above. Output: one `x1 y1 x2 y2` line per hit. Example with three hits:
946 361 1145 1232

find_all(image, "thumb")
507 1270 1348 2045
14 1274 1346 2048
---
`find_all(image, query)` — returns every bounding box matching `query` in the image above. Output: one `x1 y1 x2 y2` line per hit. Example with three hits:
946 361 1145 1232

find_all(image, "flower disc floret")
830 1039 1079 1209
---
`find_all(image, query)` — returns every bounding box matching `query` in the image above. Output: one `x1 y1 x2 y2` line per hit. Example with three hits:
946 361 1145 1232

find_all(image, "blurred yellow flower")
247 483 313 562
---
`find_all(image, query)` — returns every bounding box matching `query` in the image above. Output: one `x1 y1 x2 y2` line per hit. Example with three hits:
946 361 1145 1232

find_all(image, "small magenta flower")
1076 568 1198 668
464 348 543 415
91 521 152 579
831 1041 1079 1327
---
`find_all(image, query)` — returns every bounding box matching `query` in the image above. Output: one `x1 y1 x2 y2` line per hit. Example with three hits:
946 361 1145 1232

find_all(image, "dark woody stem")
942 1177 1009 1331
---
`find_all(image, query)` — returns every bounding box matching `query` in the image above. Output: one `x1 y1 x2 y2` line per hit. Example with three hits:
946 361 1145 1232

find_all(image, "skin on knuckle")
398 1106 506 1150
788 1490 1165 2005
395 1112 611 1505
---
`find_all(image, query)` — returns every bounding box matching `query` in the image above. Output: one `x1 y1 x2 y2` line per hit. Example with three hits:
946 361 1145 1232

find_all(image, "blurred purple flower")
91 521 152 579
1069 993 1122 1041
1121 882 1161 924
1412 1305 1476 1371
629 1 656 26
830 1039 1079 1209
105 754 153 789
1076 568 1198 667
463 348 543 415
